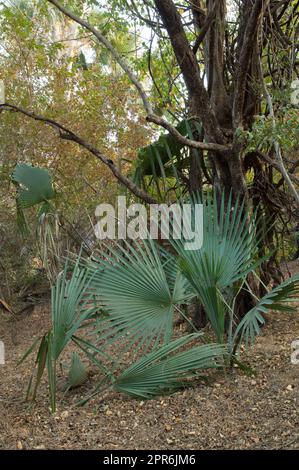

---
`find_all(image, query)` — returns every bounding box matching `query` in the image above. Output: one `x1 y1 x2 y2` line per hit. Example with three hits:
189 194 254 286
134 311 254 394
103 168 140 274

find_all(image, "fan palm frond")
67 352 88 389
86 239 193 356
51 256 98 359
115 334 225 399
12 163 55 209
170 192 261 341
34 255 98 411
234 272 299 346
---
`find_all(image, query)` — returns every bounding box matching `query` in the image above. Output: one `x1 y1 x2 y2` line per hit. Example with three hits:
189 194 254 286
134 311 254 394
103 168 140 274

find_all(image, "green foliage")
12 163 55 209
3 0 298 413
115 336 225 399
11 163 55 237
88 239 194 352
51 257 97 360
245 106 299 153
171 193 260 343
133 119 202 200
21 193 299 411
22 255 99 411
67 352 88 389
234 272 299 346
134 119 190 178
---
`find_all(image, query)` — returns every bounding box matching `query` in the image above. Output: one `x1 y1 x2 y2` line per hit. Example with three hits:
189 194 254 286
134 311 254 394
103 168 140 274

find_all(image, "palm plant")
233 273 299 346
11 163 63 281
20 255 99 410
12 163 55 205
171 192 260 344
21 239 224 410
170 192 299 354
21 191 299 411
89 192 299 354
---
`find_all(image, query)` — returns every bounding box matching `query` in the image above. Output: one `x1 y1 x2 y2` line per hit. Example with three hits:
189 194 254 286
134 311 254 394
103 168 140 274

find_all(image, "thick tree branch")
153 0 226 145
233 0 269 129
192 2 218 54
0 103 158 205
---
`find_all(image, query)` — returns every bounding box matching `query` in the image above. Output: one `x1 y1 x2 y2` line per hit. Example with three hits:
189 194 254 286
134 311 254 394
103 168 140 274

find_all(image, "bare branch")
147 114 229 152
0 103 158 205
124 0 163 30
153 0 225 145
256 151 299 185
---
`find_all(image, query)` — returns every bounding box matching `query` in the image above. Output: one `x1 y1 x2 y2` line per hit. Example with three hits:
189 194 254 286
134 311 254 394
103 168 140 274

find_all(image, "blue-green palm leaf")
86 239 193 354
12 163 55 209
234 272 299 346
115 334 225 398
51 257 98 359
171 193 260 341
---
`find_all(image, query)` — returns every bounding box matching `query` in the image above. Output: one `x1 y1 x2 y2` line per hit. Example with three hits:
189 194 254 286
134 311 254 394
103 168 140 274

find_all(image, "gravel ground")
1 264 299 450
